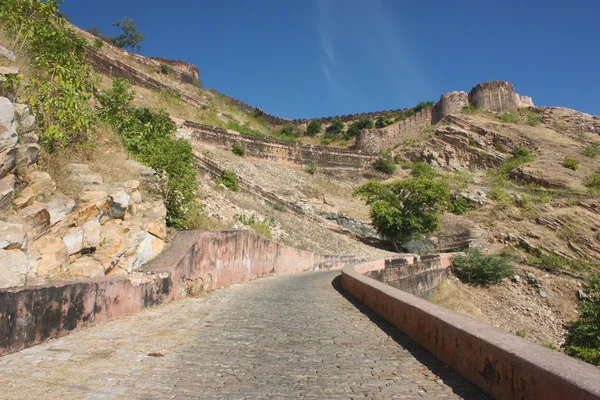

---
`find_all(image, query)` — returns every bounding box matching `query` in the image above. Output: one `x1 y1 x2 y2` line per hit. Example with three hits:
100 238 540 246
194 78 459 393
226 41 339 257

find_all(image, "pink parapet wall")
0 230 358 357
341 260 600 400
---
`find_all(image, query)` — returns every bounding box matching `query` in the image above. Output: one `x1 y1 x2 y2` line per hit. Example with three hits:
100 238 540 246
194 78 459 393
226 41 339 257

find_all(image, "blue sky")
61 0 600 119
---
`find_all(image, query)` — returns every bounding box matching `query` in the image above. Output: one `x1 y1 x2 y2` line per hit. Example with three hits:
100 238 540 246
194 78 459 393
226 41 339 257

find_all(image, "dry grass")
37 123 152 200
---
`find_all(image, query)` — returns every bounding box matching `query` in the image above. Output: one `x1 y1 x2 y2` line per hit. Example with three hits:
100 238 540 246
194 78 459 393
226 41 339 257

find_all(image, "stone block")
46 193 76 226
35 236 68 278
0 221 25 250
0 173 15 212
0 249 29 288
14 103 36 134
108 189 130 219
21 202 51 236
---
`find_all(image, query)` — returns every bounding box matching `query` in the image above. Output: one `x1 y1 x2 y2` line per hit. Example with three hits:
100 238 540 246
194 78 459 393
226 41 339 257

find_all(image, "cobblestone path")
0 271 486 399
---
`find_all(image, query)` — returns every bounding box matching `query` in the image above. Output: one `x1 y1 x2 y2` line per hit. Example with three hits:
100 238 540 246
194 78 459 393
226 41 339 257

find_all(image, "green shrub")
236 213 276 240
327 119 344 134
304 162 317 175
306 120 322 136
562 157 580 171
586 170 600 193
584 145 599 159
516 329 527 338
448 197 470 215
375 157 397 174
161 64 169 74
462 105 478 114
232 143 245 156
512 147 532 158
320 138 331 145
93 37 104 49
452 249 515 285
218 170 239 192
353 177 450 247
279 125 299 138
97 79 198 227
408 161 436 178
526 114 541 126
500 112 520 124
563 274 600 366
1 0 96 146
376 115 394 128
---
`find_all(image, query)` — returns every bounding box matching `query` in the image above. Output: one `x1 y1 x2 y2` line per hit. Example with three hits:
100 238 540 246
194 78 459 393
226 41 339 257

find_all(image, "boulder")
16 143 40 171
82 219 101 248
68 256 104 278
0 222 26 250
128 231 166 271
108 189 130 219
0 45 16 62
67 163 102 185
19 132 39 145
21 202 51 236
62 227 84 255
130 190 142 204
0 97 17 179
46 193 76 226
35 236 69 278
0 66 18 76
0 173 15 212
14 103 36 134
27 171 56 198
0 249 29 288
143 217 167 240
125 159 155 178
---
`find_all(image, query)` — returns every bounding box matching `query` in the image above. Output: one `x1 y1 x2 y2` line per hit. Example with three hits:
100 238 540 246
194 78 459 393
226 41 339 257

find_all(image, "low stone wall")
342 260 600 400
355 108 433 153
363 254 450 298
181 121 380 170
0 230 359 357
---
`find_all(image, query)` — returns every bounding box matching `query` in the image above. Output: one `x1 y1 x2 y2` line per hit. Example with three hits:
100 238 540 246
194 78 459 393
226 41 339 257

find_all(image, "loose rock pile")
0 96 168 288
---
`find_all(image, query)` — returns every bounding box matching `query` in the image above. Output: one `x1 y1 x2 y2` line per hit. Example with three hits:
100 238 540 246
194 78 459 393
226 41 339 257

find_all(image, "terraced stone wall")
179 121 380 170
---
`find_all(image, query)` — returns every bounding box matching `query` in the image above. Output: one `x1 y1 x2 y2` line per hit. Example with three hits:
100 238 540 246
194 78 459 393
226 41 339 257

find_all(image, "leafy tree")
111 17 145 51
346 118 373 137
563 274 600 366
306 120 322 137
353 177 450 250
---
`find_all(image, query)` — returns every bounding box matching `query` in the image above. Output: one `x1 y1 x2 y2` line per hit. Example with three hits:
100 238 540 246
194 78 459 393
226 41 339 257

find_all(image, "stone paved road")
0 271 486 399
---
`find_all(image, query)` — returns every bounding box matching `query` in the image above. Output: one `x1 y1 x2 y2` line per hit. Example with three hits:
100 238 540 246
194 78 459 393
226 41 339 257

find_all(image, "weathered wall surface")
432 91 469 124
0 230 360 356
355 108 433 152
179 121 380 170
468 80 519 113
149 57 200 85
364 255 450 298
342 261 600 400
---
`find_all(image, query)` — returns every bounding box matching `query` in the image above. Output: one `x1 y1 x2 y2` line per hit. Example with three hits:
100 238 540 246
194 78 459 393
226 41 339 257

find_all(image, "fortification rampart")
342 259 600 400
469 80 519 113
354 108 432 152
149 57 200 85
432 91 469 124
179 120 381 170
84 46 205 108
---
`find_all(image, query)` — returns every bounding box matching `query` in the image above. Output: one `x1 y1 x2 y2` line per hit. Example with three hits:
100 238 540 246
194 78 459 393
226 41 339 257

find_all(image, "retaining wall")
181 121 380 170
364 255 449 298
342 260 600 400
0 230 359 357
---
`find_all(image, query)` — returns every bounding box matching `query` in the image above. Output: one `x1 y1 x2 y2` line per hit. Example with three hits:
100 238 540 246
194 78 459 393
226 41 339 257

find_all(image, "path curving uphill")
0 270 485 399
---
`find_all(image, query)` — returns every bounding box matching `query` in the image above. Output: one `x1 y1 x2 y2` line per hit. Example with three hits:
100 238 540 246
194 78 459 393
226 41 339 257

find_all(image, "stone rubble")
0 96 169 288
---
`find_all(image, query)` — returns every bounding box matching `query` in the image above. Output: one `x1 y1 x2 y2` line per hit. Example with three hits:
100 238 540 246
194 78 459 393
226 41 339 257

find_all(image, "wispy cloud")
315 0 430 110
